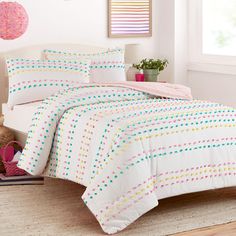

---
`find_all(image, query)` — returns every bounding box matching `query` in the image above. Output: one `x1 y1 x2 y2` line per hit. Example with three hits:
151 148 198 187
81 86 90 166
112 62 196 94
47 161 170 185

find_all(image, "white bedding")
17 84 236 234
2 102 41 133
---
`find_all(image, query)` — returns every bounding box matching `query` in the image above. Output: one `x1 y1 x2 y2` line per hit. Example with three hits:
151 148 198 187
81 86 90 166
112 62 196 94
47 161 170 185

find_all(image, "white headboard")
0 43 112 114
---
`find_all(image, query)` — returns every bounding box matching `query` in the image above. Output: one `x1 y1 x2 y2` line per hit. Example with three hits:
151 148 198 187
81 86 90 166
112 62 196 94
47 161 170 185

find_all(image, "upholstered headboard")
0 43 111 114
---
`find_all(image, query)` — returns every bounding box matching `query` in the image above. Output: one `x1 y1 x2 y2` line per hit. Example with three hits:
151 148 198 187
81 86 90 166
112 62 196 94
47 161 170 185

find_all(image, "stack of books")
0 174 44 186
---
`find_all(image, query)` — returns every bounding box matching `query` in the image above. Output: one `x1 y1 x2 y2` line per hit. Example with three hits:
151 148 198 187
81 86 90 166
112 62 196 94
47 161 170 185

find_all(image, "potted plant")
133 58 168 82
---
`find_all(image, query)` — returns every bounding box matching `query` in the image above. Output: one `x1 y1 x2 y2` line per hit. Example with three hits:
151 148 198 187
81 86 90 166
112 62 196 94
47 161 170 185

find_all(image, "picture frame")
108 0 152 38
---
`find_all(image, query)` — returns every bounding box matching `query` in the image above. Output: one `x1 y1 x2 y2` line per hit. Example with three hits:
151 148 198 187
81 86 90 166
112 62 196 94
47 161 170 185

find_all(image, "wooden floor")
176 222 236 236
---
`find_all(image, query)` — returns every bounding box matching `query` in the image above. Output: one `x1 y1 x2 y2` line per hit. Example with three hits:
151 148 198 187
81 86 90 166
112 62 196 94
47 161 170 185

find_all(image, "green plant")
133 58 168 71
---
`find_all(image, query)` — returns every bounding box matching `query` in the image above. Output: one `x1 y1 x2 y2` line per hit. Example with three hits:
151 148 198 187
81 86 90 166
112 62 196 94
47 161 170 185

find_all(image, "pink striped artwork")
108 0 152 38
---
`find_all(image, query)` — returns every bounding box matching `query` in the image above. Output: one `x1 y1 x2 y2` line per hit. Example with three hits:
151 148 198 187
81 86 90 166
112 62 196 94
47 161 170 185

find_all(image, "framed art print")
108 0 152 38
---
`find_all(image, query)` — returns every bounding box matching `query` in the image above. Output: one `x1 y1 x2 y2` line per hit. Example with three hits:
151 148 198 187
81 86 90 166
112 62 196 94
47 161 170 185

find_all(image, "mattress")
2 102 41 134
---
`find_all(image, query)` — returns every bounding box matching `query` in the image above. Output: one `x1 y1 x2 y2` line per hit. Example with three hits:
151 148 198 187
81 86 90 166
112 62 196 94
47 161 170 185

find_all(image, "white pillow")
7 58 90 108
42 48 126 83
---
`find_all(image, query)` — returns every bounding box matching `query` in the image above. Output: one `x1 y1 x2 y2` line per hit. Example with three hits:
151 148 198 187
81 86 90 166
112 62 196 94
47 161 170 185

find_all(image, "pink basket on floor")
0 141 26 177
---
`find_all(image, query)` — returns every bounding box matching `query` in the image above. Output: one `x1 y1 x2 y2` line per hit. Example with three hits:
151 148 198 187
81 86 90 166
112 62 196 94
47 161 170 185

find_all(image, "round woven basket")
0 116 3 126
0 125 14 173
0 126 14 148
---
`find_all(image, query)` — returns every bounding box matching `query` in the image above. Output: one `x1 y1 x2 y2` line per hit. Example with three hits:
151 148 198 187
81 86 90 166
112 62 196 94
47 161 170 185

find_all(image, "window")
202 0 236 56
189 0 236 66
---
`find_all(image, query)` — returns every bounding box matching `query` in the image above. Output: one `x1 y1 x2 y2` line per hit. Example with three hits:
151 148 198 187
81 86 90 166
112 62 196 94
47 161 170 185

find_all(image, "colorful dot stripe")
7 58 90 77
18 86 149 174
84 138 236 200
43 48 124 57
42 48 126 75
91 108 236 178
94 163 236 224
17 84 236 233
9 79 88 94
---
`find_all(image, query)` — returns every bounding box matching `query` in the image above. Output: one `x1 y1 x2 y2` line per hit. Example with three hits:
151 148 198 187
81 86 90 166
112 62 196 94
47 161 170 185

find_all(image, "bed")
2 102 41 133
1 44 236 235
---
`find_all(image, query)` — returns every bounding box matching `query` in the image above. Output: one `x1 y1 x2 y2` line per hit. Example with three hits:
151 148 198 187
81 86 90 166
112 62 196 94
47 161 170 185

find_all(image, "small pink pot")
135 73 145 82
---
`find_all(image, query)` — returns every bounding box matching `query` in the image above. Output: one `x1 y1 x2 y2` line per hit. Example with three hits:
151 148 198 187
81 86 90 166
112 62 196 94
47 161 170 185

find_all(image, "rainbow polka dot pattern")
6 58 91 108
42 48 126 83
17 85 236 234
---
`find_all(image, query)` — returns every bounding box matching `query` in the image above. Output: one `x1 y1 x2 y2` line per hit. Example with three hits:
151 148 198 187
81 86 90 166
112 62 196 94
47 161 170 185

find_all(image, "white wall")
156 0 175 83
0 0 159 58
156 0 188 85
188 71 236 108
174 0 188 85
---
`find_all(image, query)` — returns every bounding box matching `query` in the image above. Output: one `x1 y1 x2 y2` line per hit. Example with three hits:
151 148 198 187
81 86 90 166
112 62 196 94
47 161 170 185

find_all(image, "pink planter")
135 73 145 82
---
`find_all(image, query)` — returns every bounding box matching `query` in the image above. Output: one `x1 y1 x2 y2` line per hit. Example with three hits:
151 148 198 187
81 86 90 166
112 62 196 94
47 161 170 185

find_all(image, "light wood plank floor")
175 222 236 236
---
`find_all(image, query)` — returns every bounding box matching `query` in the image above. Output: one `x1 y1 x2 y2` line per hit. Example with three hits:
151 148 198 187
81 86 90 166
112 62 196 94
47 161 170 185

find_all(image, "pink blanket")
93 82 193 100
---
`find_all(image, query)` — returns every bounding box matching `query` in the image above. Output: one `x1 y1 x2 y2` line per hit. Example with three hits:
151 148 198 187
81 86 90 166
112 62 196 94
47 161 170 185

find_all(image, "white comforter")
18 84 236 234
